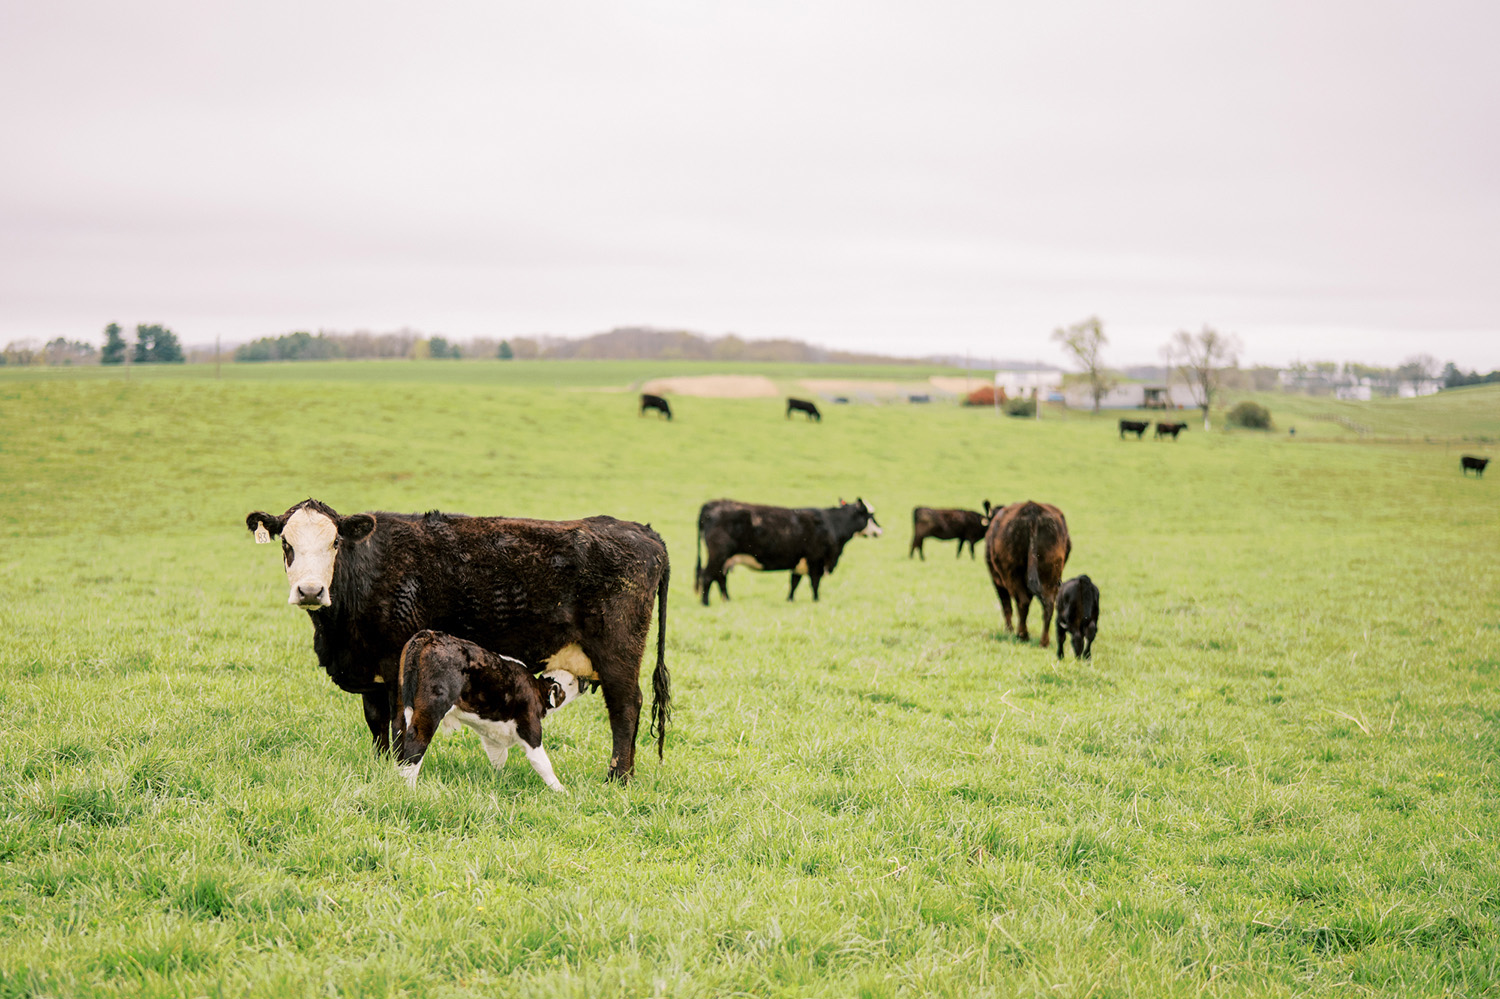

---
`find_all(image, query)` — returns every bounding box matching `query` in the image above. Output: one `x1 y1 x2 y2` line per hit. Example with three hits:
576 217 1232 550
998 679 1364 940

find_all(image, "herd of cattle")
246 489 1099 793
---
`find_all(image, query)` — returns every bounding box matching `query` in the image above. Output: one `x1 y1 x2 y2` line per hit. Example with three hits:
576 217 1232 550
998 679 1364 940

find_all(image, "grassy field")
1 361 1497 998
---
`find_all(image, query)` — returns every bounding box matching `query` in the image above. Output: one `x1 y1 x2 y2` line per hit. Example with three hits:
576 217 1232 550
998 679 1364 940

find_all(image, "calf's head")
245 499 375 609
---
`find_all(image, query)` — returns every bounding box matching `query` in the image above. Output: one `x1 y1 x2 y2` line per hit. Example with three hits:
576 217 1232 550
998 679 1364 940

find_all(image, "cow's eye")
281 541 293 564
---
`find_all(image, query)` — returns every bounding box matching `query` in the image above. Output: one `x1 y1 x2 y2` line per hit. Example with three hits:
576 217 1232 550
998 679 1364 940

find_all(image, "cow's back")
986 501 1069 587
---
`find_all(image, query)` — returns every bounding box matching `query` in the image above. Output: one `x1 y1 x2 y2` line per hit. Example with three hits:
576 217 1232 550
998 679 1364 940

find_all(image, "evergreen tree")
101 323 126 365
498 340 514 360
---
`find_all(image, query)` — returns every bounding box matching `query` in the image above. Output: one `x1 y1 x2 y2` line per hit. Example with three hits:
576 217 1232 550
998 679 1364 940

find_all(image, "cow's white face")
859 502 883 537
281 506 339 607
540 669 582 712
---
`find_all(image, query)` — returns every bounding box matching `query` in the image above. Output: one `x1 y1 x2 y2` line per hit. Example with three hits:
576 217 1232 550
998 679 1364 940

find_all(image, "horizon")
4 2 1497 370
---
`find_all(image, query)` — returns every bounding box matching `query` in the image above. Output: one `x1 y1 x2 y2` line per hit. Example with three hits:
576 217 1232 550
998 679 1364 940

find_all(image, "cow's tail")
650 562 672 760
1026 532 1043 598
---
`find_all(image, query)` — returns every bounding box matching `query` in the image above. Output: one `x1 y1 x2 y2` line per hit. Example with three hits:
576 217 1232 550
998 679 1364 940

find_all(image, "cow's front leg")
362 691 392 755
787 573 802 600
808 570 823 601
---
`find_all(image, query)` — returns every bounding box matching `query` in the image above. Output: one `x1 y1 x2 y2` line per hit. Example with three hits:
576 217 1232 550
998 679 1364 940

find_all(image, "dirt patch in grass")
639 375 780 398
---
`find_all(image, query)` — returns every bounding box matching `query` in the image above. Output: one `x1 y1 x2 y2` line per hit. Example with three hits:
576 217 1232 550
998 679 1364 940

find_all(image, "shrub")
1228 400 1271 429
1004 397 1036 418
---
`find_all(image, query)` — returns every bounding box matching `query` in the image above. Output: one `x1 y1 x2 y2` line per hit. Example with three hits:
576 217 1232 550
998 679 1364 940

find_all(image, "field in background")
1 363 1497 998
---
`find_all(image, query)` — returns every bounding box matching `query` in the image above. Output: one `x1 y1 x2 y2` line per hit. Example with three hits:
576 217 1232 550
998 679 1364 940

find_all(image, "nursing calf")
395 630 585 792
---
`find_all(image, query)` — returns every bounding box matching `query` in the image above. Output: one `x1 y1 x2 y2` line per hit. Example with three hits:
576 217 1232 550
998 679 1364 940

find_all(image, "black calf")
1054 575 1099 660
787 397 821 421
640 393 673 420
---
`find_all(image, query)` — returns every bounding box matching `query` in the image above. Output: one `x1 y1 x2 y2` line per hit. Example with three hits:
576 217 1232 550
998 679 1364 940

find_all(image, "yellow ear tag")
254 523 271 544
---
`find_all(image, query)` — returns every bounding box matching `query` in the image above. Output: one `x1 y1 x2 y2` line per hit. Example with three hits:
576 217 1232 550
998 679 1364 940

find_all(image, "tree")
498 340 514 360
101 323 126 365
1050 316 1115 413
1396 354 1438 393
1164 326 1240 430
133 323 184 363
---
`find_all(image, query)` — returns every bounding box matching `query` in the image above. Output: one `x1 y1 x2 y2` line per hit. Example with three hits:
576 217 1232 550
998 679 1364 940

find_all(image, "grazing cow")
394 630 587 791
1119 419 1149 440
984 500 1071 646
910 501 993 560
639 393 672 420
695 498 881 605
244 499 670 782
1154 421 1187 440
1462 455 1490 477
908 394 931 404
787 397 822 422
1054 575 1099 661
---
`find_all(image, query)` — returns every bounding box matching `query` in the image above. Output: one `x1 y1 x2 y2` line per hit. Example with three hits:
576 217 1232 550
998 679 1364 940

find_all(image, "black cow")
910 501 992 560
640 393 672 420
1119 419 1149 440
1054 575 1099 660
1462 455 1490 477
695 498 881 605
245 499 670 782
1154 421 1187 440
908 394 931 404
395 630 586 791
787 397 822 422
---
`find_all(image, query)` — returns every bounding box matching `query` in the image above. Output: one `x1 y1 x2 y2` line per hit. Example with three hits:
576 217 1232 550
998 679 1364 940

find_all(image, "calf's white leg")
523 743 567 793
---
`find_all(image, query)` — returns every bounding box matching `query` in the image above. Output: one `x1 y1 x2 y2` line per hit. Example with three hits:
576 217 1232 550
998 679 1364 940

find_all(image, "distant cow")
695 498 881 604
910 501 993 560
1119 419 1149 439
245 499 669 782
395 630 587 791
1054 575 1099 661
787 397 822 422
1462 455 1490 477
1154 421 1187 440
908 394 931 404
984 500 1071 646
640 393 672 420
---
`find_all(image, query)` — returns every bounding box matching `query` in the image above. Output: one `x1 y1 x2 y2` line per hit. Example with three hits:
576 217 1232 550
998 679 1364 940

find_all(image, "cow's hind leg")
1014 591 1032 642
993 580 1014 634
1037 585 1058 648
787 573 802 600
808 570 823 601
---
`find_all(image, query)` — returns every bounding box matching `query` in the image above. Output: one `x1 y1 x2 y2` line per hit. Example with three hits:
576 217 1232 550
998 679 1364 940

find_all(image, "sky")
2 0 1498 369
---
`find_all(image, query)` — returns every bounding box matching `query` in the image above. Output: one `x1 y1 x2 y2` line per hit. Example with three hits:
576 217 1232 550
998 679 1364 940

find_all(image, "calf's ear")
246 512 285 540
338 514 377 544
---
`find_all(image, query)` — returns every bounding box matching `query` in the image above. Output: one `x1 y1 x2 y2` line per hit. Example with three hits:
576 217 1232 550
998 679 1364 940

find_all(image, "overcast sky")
3 0 1497 368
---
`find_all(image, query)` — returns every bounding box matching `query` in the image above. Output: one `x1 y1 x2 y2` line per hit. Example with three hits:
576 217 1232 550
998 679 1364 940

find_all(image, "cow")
787 397 822 422
394 630 587 791
984 500 1070 646
908 394 931 404
694 498 881 605
1154 421 1187 440
244 499 670 782
1462 455 1490 478
1054 575 1099 661
1119 419 1149 440
640 393 672 420
910 501 993 560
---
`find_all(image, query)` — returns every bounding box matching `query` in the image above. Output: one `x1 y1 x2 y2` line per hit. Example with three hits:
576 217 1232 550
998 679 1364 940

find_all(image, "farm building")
1060 382 1197 410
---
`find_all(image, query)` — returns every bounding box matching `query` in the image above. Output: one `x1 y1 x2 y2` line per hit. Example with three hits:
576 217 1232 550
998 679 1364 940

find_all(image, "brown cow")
984 500 1070 645
910 501 992 560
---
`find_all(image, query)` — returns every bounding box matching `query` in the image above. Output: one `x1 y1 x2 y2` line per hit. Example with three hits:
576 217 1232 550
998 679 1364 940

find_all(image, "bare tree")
1050 316 1116 413
1164 326 1241 430
1396 354 1438 393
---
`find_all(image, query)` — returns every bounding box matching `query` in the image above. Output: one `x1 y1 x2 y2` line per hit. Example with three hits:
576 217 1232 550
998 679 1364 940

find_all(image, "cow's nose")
293 581 327 605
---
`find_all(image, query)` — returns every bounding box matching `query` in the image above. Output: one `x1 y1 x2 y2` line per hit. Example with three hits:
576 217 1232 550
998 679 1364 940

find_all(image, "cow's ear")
246 512 284 539
338 514 376 544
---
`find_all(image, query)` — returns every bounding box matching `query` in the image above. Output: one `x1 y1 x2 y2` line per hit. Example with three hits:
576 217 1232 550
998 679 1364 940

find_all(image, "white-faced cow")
694 498 881 605
244 499 670 782
910 501 993 560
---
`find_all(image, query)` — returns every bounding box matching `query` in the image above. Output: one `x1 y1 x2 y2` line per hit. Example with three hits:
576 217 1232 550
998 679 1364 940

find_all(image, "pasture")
1 362 1497 998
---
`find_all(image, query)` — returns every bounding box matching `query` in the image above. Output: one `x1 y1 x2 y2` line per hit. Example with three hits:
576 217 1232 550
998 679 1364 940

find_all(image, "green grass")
1 366 1497 997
